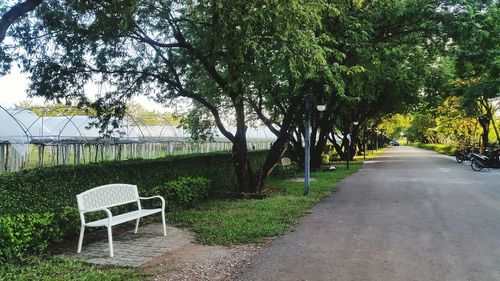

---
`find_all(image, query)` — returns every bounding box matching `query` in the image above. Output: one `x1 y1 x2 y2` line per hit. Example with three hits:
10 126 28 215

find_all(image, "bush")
0 151 267 262
0 213 58 262
411 143 456 156
0 151 267 215
321 153 330 165
148 177 211 211
271 162 300 179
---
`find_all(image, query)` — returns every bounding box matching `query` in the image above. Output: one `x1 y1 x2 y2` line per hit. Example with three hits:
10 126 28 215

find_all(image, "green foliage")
406 113 438 143
183 103 216 142
0 151 267 215
403 96 495 147
446 1 499 146
148 177 211 211
295 0 450 162
14 102 94 117
378 114 412 140
452 1 499 105
1 0 335 193
321 153 330 165
411 143 457 156
0 151 266 262
0 213 58 263
0 257 141 281
270 163 300 179
0 207 85 263
434 96 480 146
126 102 181 126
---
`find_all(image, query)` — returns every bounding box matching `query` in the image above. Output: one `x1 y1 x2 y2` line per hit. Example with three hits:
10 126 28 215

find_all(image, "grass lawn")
0 257 143 281
410 143 456 155
166 149 385 245
2 149 384 280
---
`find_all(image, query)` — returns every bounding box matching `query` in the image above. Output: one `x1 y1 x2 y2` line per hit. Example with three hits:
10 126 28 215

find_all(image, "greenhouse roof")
0 106 277 155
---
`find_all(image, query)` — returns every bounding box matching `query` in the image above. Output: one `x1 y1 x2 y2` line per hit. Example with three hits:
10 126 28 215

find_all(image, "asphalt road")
237 146 500 281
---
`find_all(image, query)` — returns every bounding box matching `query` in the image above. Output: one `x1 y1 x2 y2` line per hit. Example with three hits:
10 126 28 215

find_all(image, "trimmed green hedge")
0 213 58 261
270 162 300 179
0 151 267 215
0 151 267 262
148 177 211 211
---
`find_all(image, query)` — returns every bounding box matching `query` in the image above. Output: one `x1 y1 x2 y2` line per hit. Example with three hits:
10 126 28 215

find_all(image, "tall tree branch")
180 91 235 142
0 0 43 43
167 13 228 89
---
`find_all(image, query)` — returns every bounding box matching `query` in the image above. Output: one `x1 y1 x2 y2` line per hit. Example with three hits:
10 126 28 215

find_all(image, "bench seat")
86 208 163 227
76 184 166 257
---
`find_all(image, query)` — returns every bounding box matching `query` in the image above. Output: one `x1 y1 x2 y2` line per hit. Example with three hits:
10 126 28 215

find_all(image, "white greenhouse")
0 106 276 174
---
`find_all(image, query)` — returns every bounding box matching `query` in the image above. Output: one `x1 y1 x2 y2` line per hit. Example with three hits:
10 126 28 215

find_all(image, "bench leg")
77 225 85 253
134 218 140 234
162 210 167 236
107 226 114 257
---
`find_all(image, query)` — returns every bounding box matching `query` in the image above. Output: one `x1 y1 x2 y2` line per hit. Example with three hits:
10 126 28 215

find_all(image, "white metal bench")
76 184 166 257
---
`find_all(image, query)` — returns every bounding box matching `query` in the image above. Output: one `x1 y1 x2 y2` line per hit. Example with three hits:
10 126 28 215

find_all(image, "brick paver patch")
64 223 194 267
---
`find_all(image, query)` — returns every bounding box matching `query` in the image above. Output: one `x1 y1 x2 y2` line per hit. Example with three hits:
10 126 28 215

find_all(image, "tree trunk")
289 130 304 166
310 130 329 170
255 131 290 192
332 135 347 160
310 111 333 170
231 135 255 193
491 117 500 144
478 116 490 153
232 101 256 193
485 104 500 144
255 102 298 192
332 132 357 161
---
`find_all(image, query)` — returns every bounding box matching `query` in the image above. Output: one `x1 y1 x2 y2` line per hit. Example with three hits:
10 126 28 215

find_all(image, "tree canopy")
1 0 498 191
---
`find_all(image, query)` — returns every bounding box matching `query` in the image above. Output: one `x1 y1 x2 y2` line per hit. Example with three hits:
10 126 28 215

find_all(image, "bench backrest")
76 184 139 211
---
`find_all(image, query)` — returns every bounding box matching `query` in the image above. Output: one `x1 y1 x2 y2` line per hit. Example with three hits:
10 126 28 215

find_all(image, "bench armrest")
138 196 165 210
79 207 113 226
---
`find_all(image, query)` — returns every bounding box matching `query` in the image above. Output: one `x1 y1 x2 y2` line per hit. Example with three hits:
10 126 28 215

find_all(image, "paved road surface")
237 146 500 281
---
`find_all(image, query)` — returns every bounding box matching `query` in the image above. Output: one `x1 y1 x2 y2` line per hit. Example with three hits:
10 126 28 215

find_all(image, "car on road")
389 140 400 146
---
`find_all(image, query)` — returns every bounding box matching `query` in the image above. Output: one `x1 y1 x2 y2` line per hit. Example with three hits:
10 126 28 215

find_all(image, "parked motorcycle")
455 148 473 163
470 149 500 171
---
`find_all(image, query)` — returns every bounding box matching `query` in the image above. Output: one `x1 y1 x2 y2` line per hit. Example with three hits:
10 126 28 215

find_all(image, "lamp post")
304 101 326 195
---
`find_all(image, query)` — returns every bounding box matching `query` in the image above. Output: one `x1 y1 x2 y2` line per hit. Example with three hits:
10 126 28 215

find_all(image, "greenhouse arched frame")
0 106 275 174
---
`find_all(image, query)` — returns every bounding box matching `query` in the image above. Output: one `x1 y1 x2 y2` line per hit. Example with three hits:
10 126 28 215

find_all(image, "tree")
126 102 181 126
0 0 42 43
450 0 499 149
378 114 412 140
434 96 479 146
406 112 437 143
0 0 43 75
288 0 448 166
5 0 329 193
14 101 91 116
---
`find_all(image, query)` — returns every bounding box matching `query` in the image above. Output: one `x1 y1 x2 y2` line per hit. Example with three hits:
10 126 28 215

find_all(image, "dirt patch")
141 241 271 281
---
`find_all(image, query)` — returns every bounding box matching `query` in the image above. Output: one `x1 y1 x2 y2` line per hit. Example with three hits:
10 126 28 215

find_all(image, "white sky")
0 66 169 112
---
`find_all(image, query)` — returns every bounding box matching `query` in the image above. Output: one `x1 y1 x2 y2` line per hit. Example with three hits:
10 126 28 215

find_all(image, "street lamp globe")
353 121 359 125
316 105 326 112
